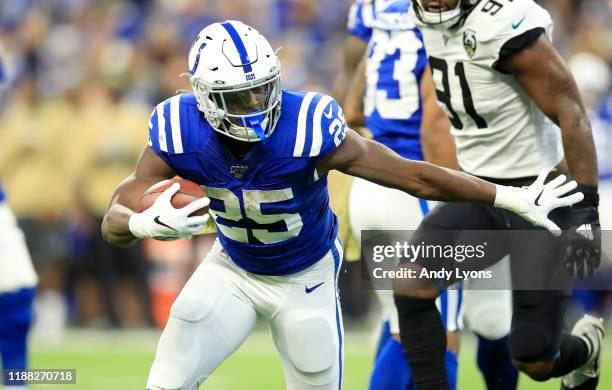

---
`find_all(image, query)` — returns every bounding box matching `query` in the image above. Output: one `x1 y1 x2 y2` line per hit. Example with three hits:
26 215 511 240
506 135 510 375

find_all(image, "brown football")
138 177 208 216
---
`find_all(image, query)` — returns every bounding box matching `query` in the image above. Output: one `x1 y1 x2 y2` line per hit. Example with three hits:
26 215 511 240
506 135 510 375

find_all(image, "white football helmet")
187 20 281 142
413 0 479 29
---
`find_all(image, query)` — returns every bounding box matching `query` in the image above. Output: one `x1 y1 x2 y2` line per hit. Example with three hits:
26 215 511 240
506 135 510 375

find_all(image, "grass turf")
26 328 611 389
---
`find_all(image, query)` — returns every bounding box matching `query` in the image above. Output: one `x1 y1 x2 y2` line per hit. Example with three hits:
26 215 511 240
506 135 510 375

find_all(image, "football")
138 177 208 216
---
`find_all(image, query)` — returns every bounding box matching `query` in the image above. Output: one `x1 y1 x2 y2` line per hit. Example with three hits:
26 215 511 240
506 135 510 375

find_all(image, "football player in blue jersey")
102 20 583 390
340 1 517 389
0 44 38 390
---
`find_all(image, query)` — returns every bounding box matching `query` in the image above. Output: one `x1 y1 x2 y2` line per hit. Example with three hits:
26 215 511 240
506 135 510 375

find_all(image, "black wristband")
574 184 599 208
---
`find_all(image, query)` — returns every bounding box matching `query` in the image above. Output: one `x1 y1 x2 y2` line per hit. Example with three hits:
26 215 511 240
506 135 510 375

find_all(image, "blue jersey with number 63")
148 91 347 275
348 0 427 160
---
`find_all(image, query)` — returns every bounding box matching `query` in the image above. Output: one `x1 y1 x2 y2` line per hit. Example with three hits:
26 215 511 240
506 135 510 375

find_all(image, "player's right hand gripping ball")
564 186 601 278
129 178 210 241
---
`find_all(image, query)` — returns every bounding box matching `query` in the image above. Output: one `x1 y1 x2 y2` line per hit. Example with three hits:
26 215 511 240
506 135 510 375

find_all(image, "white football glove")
494 169 584 236
129 182 210 240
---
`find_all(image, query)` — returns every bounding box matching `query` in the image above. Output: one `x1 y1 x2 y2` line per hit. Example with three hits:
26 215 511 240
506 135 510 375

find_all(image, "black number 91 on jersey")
429 56 488 130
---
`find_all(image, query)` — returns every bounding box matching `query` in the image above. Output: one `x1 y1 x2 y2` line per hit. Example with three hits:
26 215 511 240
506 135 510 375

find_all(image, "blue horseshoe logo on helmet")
189 42 207 75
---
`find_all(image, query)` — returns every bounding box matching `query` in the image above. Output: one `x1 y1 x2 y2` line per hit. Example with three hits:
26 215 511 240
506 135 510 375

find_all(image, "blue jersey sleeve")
347 1 372 42
317 95 348 157
148 93 206 158
289 93 347 159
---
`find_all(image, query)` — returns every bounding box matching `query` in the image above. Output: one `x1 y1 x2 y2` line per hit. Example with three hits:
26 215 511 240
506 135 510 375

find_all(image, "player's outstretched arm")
498 34 598 186
319 130 583 233
320 128 495 203
499 34 601 274
101 147 208 246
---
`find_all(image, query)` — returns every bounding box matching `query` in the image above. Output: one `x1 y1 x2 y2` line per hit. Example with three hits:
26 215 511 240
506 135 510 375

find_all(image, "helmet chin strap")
216 107 268 143
245 114 268 143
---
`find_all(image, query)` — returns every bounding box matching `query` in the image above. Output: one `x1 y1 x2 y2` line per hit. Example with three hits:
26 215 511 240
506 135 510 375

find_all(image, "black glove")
564 185 601 278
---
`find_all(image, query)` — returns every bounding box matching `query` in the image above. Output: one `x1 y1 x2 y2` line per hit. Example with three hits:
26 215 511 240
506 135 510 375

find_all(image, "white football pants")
147 238 344 390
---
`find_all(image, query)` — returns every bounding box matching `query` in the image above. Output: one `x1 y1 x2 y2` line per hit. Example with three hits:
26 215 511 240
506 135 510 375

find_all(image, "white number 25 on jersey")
204 187 303 245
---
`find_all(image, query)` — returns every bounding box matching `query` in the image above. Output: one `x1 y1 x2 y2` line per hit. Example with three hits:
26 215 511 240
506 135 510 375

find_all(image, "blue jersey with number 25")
148 91 347 275
348 0 427 160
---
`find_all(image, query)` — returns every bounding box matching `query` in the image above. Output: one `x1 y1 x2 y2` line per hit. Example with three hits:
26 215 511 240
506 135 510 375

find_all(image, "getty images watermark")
361 230 612 291
371 241 492 281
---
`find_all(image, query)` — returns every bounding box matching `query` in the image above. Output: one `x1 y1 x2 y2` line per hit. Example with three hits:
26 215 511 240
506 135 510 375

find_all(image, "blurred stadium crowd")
0 0 610 334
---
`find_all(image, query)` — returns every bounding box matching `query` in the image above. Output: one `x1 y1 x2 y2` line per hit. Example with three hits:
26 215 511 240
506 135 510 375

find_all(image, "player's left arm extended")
318 129 582 233
320 129 494 203
499 34 601 276
498 35 598 186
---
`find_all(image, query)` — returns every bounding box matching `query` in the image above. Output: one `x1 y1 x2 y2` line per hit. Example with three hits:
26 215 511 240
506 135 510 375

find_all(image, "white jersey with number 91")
412 0 563 179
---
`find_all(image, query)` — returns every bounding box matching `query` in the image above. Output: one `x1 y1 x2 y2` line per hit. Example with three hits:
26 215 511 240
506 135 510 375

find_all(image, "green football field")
27 328 611 390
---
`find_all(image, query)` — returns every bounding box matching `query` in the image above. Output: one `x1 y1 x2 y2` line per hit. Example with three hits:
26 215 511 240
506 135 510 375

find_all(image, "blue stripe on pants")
331 240 343 389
